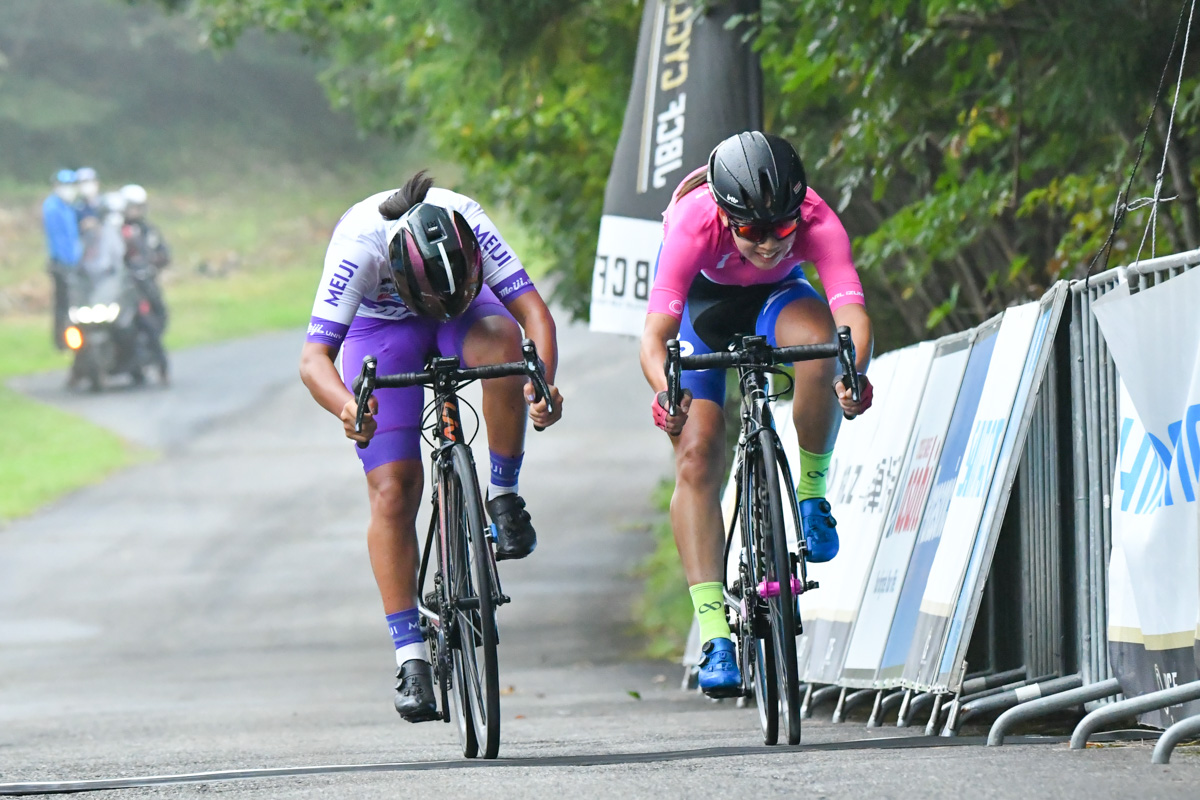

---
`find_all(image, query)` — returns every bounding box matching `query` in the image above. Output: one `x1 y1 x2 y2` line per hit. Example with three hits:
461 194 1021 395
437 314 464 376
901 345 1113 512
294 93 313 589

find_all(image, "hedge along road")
2 322 1200 799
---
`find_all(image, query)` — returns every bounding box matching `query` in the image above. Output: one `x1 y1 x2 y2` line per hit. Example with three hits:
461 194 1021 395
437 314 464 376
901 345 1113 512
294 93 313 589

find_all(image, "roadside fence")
680 248 1200 754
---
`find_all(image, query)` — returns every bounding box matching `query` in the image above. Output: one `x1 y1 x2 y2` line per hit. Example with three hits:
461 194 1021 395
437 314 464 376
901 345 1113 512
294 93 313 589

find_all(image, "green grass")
632 479 696 660
0 386 145 523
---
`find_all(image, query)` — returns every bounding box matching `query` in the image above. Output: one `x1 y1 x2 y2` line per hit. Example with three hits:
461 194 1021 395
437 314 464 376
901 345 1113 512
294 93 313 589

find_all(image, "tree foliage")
750 0 1200 337
177 0 1200 343
181 0 639 319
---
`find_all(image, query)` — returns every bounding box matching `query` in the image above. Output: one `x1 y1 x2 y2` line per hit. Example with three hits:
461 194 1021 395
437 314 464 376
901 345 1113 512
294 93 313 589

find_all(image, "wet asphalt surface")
3 322 1199 798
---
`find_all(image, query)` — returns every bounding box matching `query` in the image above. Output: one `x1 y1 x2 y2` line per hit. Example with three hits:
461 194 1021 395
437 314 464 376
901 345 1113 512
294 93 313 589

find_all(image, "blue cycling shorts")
676 272 822 406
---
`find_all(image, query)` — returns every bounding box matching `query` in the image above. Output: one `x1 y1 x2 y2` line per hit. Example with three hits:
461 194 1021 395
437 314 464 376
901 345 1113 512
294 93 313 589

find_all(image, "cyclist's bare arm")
640 312 694 436
501 290 563 428
830 303 875 415
640 312 681 396
299 340 376 443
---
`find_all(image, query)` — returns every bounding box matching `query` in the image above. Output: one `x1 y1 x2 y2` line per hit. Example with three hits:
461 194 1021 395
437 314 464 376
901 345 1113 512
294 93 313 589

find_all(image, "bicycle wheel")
447 444 501 759
738 461 779 746
749 625 779 745
754 430 802 745
437 468 479 758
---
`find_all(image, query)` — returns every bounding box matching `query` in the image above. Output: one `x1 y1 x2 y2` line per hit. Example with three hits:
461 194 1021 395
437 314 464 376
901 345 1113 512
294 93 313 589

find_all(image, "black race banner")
589 0 761 334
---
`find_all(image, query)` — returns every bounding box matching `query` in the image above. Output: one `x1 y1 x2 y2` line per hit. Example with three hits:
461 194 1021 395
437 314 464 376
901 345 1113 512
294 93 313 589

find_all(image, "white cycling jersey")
306 187 533 347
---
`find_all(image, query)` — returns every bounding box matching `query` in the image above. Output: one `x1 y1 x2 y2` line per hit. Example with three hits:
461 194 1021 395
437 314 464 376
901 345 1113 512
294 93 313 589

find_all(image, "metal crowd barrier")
680 249 1200 744
1068 248 1200 694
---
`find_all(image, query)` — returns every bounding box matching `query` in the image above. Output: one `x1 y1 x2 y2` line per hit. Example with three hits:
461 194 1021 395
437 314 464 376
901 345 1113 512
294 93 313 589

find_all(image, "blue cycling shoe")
698 637 743 698
800 497 839 563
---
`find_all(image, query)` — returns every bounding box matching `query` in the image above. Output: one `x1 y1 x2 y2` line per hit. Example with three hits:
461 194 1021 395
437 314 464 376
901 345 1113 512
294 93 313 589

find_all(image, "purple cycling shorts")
341 285 515 472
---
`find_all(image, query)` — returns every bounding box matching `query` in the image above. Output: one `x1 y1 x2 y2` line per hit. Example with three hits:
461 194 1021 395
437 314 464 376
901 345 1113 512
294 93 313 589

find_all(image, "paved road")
3 322 1199 798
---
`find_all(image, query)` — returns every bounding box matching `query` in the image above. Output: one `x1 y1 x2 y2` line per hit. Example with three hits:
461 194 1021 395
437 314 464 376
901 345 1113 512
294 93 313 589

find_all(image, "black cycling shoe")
394 659 439 722
487 493 537 561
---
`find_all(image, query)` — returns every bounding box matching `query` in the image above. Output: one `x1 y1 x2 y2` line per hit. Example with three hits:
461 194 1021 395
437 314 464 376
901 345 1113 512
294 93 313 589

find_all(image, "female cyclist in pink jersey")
639 132 874 697
300 171 563 721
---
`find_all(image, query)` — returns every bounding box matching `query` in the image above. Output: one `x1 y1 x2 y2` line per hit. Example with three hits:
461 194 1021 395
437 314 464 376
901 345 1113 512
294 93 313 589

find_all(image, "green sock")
796 447 833 501
689 581 731 643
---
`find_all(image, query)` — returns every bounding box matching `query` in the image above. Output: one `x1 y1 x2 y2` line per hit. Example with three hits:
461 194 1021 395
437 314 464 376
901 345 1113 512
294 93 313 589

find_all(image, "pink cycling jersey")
647 181 866 319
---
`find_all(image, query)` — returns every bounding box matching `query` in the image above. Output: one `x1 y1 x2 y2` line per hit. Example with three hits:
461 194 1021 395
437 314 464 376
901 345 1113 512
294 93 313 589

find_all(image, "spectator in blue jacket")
43 169 81 350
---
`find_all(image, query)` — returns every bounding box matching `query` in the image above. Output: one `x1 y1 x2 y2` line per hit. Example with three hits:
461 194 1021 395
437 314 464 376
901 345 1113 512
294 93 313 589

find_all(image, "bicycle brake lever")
665 339 682 416
521 339 552 431
353 355 377 449
835 326 861 421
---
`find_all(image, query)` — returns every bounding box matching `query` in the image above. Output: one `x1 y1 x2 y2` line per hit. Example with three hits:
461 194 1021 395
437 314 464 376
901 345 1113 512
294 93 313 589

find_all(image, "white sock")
395 641 427 667
488 483 517 500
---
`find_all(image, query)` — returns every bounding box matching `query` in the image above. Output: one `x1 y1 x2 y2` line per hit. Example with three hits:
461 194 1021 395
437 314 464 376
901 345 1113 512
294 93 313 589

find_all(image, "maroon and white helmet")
386 203 483 320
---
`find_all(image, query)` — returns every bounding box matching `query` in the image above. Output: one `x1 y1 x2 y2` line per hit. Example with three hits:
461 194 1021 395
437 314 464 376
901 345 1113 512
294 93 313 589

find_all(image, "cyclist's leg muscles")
365 461 424 613
673 305 737 651
761 281 839 455
342 317 435 615
441 287 526 490
762 281 842 561
670 399 727 585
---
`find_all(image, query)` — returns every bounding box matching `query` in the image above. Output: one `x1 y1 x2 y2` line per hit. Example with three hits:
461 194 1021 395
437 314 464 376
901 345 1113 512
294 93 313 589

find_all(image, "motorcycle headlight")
105 303 120 322
76 306 94 324
68 306 81 324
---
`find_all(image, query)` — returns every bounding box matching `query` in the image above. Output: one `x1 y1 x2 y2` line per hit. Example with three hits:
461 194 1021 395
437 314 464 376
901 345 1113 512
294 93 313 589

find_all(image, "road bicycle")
665 327 859 745
352 339 552 759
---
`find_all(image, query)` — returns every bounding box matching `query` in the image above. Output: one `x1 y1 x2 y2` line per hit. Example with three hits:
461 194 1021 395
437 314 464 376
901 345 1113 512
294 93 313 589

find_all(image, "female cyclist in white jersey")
300 171 563 720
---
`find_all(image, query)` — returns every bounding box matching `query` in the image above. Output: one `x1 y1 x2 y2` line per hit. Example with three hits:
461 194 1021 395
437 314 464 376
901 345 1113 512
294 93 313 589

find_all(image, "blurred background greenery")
0 0 547 520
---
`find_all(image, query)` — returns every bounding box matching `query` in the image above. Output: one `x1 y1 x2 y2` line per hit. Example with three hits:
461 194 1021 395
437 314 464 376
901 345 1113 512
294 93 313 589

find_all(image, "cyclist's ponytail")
379 170 434 220
671 166 708 204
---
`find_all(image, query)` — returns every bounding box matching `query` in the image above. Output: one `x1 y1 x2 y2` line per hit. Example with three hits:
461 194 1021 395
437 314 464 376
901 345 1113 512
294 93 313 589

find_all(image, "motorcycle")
63 261 169 391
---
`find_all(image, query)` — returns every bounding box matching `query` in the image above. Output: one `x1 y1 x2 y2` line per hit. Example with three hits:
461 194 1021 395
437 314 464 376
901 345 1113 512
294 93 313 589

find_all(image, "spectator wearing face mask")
74 166 102 222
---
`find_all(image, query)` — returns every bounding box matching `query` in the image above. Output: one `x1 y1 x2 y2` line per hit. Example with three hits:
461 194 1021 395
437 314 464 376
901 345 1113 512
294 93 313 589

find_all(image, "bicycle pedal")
757 577 804 598
806 580 820 591
488 523 499 544
496 593 512 606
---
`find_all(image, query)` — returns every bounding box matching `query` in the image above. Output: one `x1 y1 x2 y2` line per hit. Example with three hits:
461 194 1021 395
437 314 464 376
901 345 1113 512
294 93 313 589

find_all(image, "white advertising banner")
839 331 974 687
1092 266 1200 728
900 301 1041 688
795 353 900 680
589 215 662 335
934 285 1068 690
801 343 935 684
876 316 1001 686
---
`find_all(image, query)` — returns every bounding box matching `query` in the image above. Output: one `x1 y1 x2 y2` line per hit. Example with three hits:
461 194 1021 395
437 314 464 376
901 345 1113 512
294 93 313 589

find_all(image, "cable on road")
0 732 1154 796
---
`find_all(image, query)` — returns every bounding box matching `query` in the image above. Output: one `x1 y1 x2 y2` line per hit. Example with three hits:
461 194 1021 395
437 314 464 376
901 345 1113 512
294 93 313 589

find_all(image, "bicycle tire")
755 429 802 745
751 629 779 745
438 464 479 758
738 458 779 745
447 444 501 759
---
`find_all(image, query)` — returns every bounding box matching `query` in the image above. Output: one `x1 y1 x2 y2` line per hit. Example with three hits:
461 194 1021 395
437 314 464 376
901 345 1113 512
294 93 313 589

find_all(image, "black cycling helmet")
386 203 483 321
707 132 808 223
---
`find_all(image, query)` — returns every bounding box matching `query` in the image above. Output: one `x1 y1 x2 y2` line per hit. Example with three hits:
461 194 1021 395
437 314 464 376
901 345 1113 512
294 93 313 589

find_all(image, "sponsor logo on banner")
590 216 663 334
901 302 1042 689
589 0 762 335
800 344 936 686
1092 266 1200 728
839 333 973 687
877 319 999 685
935 290 1065 691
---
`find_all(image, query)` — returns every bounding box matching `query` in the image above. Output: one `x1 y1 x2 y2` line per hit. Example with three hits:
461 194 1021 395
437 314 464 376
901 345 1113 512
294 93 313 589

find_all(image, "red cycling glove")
651 389 693 432
652 392 673 431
